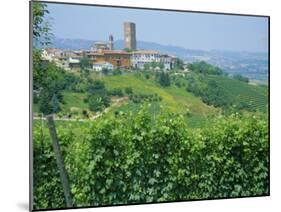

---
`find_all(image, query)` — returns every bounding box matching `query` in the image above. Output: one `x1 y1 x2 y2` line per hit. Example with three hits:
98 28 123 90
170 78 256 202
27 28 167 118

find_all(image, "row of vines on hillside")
33 106 269 209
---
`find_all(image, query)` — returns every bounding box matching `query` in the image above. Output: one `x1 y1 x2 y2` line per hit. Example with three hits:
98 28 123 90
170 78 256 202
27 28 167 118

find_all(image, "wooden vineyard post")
46 115 73 207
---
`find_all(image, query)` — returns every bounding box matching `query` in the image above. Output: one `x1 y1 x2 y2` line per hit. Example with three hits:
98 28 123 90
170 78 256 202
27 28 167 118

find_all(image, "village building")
91 42 109 51
160 54 177 70
92 61 114 71
131 50 160 69
41 48 62 62
86 50 131 69
91 35 114 51
131 50 175 70
68 57 80 70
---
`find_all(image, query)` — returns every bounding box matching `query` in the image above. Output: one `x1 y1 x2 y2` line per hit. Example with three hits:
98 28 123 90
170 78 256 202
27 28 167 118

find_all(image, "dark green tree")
101 68 110 75
87 80 110 112
158 71 170 87
188 61 223 75
79 56 91 77
33 3 67 115
233 74 249 83
174 58 184 70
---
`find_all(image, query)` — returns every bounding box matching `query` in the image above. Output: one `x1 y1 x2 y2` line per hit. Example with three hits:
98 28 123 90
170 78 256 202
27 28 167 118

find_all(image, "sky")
45 2 269 53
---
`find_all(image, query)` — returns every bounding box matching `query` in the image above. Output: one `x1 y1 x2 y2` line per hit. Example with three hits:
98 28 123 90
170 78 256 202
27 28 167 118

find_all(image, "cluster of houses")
42 46 177 72
41 22 177 72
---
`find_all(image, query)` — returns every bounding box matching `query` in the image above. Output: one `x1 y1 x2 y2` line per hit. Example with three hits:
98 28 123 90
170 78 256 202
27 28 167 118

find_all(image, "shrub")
125 87 133 95
233 74 249 83
109 88 124 97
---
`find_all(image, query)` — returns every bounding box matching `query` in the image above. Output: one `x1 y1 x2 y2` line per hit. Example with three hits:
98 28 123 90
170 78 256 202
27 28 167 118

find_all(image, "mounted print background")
31 1 269 210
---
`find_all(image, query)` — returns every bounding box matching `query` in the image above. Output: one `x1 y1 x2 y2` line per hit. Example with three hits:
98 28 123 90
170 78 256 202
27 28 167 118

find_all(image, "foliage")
157 71 171 87
109 88 124 97
112 69 122 75
124 87 133 95
123 48 133 52
36 63 67 115
32 2 52 47
144 62 164 70
102 68 110 76
32 2 66 115
88 95 110 112
129 93 162 104
200 80 231 109
233 74 249 83
188 61 223 75
33 107 268 209
87 80 110 112
173 58 184 70
145 73 150 79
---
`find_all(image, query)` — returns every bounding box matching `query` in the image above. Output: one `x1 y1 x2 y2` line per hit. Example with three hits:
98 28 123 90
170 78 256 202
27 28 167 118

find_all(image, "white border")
0 0 280 211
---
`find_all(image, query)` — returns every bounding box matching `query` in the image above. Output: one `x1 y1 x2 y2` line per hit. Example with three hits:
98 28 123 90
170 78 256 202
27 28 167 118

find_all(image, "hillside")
35 73 267 127
204 75 268 112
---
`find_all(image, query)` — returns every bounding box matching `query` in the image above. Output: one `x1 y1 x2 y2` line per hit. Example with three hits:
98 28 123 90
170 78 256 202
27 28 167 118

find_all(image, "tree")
32 3 67 115
125 87 133 94
174 58 184 70
79 56 91 78
80 57 90 70
32 2 51 90
102 68 110 75
188 61 223 75
158 71 170 87
37 63 67 115
88 95 106 112
233 74 249 83
50 94 61 114
145 73 150 79
123 48 133 52
109 88 124 97
32 2 52 47
87 80 110 112
113 69 122 75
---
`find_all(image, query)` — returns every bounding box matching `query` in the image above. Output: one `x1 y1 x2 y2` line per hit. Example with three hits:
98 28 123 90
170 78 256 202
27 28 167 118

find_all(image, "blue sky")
46 3 269 53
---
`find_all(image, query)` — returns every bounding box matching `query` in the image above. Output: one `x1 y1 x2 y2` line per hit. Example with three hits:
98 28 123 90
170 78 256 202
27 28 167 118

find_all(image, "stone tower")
108 34 114 50
124 22 136 50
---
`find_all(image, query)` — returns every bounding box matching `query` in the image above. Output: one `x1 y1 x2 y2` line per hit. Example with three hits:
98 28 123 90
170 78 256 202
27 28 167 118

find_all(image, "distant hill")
47 37 269 84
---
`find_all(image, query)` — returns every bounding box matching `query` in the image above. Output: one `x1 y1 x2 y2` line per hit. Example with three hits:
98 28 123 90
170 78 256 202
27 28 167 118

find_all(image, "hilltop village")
42 22 178 72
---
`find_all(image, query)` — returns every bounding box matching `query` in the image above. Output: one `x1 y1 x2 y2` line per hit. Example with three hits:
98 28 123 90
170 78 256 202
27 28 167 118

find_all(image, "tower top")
108 34 114 50
109 34 113 41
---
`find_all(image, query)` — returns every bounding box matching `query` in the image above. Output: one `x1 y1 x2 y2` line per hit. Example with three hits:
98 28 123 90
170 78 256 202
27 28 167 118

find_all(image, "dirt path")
34 96 128 122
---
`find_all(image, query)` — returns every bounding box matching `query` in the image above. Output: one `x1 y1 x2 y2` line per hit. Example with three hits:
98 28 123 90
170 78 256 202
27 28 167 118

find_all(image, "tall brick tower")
124 22 136 50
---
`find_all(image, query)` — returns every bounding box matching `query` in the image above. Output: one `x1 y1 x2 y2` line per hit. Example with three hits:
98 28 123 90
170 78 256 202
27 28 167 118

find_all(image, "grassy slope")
101 74 217 114
60 92 88 112
100 74 218 128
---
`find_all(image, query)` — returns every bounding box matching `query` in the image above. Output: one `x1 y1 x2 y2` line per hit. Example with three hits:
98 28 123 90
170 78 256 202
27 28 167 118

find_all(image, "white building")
68 57 80 70
41 48 62 62
131 50 160 69
131 50 174 70
161 54 174 70
92 62 114 71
